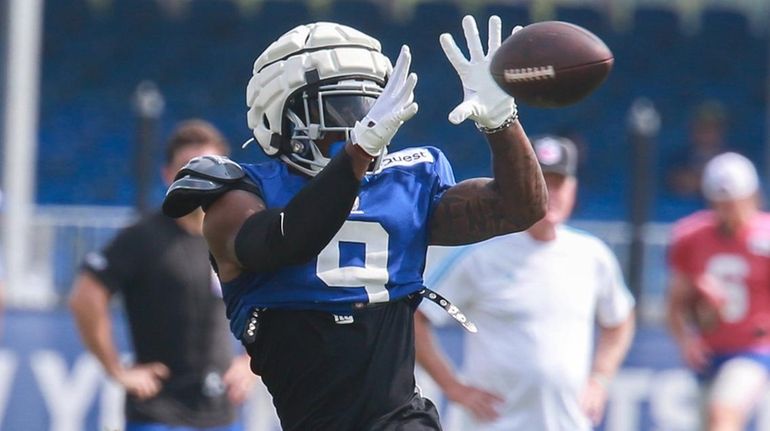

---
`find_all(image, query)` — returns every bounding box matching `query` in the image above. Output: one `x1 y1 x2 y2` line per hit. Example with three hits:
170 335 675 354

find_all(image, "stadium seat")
555 6 609 37
483 3 529 27
35 1 768 220
326 0 386 36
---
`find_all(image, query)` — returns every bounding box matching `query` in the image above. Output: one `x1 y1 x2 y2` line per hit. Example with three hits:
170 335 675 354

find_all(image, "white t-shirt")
420 225 635 431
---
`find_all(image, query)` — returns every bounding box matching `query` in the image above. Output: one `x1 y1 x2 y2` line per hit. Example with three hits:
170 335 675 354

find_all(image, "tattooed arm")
429 120 547 246
430 16 546 245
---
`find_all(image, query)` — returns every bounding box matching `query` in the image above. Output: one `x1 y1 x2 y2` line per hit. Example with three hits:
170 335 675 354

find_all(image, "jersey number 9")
316 220 391 303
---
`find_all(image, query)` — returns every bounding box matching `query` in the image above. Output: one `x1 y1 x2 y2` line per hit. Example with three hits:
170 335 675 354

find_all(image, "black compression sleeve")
234 149 361 273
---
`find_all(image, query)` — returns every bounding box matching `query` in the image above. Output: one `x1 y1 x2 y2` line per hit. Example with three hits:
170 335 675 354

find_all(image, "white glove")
441 15 520 129
351 45 419 157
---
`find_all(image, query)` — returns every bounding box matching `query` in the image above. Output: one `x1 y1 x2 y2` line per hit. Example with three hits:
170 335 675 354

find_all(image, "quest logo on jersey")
377 148 435 171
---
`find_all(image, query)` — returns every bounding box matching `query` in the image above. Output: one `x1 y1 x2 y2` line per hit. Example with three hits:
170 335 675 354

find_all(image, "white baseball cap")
701 152 759 202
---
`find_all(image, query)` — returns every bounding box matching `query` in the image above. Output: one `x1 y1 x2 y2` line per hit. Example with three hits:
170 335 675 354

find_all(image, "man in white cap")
667 152 770 431
414 136 636 431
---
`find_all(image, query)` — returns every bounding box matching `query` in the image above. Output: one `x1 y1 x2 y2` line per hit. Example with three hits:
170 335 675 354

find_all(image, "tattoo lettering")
429 122 547 246
430 183 532 245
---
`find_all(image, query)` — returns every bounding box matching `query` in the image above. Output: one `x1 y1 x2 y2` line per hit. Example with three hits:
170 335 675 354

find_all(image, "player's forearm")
79 318 123 377
429 121 547 245
345 141 376 180
665 277 697 346
486 120 547 227
69 279 123 376
591 313 635 382
231 146 367 272
665 302 694 346
414 312 463 393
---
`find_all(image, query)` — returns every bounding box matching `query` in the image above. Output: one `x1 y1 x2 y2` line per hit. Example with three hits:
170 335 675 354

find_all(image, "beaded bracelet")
475 112 519 135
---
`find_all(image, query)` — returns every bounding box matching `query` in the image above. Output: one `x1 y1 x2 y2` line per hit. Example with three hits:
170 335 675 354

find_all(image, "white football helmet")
246 22 393 176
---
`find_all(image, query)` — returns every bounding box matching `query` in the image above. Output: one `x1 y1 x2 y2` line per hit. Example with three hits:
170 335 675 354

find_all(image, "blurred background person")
666 100 730 199
415 136 636 431
69 119 256 431
666 152 770 431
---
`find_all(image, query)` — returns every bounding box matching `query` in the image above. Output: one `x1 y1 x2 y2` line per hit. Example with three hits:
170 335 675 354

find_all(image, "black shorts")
244 297 442 431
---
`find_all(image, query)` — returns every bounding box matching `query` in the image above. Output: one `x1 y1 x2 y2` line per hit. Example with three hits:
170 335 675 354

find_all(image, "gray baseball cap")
532 135 578 177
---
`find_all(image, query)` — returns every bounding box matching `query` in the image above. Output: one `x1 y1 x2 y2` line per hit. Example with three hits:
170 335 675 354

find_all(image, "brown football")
490 21 613 108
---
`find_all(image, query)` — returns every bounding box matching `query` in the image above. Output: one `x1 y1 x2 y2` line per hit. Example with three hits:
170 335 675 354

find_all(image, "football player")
163 16 546 430
667 152 770 431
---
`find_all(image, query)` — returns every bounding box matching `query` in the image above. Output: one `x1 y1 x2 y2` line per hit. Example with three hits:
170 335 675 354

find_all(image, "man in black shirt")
69 120 255 431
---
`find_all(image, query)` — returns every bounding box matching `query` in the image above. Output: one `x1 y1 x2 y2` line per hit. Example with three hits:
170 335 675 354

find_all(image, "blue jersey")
222 146 456 340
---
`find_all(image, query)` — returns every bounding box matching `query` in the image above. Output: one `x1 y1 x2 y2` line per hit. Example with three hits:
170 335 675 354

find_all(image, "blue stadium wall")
4 310 770 430
40 0 768 222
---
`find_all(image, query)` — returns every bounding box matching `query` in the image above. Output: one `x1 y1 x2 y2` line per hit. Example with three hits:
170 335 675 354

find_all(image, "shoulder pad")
162 156 261 218
173 155 245 183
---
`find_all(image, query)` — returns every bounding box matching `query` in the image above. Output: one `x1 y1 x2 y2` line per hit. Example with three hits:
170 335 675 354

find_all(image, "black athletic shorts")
244 296 442 431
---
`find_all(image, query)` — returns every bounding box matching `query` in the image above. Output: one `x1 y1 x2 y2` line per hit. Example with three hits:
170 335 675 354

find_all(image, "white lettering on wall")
31 351 104 431
242 376 282 431
99 377 125 431
606 368 653 431
17 348 770 430
0 351 17 426
649 369 699 430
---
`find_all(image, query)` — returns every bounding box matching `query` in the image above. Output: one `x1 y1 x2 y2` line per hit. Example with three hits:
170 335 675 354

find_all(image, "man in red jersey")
667 152 770 431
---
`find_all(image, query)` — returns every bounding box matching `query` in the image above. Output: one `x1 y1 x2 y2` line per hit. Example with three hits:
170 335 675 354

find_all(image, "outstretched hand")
351 45 419 157
441 15 519 129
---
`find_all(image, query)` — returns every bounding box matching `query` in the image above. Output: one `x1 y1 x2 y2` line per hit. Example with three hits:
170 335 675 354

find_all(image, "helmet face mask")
281 79 384 174
246 22 392 176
